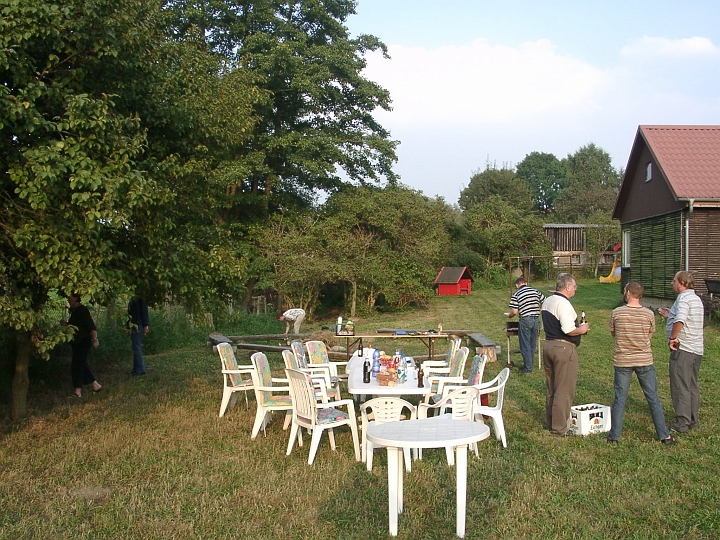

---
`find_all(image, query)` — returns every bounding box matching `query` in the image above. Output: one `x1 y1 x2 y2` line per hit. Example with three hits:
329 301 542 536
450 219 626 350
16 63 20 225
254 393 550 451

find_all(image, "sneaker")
670 426 688 434
661 435 676 445
606 437 619 445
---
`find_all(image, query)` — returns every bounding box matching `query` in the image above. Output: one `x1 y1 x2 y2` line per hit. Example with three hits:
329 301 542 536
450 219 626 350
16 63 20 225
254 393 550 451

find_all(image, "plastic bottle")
371 348 381 378
336 316 343 335
438 322 443 333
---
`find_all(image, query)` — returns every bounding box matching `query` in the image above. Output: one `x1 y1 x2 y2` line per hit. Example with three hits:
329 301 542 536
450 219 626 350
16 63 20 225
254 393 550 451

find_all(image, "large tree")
515 151 567 213
0 0 256 420
166 0 399 216
458 165 534 213
554 143 622 222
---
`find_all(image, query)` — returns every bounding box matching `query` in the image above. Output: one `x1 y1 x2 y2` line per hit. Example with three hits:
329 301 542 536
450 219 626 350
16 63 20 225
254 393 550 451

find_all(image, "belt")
548 339 576 347
520 315 539 319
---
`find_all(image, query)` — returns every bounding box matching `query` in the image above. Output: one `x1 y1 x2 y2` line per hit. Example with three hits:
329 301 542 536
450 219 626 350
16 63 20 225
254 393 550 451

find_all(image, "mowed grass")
1 279 719 539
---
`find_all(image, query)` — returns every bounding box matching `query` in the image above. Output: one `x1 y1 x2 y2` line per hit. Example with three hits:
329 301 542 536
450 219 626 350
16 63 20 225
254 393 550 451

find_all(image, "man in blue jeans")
128 297 150 376
607 281 674 445
506 277 545 373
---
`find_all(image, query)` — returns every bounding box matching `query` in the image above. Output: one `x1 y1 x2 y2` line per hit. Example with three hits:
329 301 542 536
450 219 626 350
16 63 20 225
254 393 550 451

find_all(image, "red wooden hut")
433 266 474 296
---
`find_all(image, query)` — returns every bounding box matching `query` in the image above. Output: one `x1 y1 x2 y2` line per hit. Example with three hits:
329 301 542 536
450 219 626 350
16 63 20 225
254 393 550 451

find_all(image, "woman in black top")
61 293 102 398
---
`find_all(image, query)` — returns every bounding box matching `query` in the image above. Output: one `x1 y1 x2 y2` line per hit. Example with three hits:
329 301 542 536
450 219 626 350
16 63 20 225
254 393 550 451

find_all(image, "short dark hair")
515 277 526 286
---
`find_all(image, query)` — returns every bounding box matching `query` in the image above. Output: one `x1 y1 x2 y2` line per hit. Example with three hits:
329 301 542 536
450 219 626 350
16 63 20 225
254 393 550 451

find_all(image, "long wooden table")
340 332 450 361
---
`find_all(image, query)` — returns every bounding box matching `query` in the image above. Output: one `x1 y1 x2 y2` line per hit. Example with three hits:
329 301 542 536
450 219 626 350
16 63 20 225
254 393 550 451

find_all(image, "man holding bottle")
541 273 589 436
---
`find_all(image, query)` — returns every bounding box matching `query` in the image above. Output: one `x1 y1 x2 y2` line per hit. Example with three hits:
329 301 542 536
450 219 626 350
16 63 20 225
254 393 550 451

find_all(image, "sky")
344 0 720 204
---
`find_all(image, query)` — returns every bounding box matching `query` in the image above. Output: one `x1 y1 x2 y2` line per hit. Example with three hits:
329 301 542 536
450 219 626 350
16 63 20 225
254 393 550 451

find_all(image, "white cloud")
620 36 720 59
363 39 613 127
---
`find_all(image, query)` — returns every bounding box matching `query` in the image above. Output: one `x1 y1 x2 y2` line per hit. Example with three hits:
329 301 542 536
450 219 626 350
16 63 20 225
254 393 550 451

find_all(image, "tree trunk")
350 280 357 318
11 331 33 422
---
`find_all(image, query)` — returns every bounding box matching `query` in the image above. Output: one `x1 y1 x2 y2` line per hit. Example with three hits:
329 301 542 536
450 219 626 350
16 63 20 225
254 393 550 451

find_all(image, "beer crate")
568 403 611 436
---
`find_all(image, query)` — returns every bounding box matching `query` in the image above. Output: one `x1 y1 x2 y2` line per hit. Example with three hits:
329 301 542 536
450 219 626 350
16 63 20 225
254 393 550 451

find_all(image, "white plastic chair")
285 368 361 465
421 337 461 372
418 386 479 465
304 340 348 383
282 349 340 401
433 354 488 402
360 397 417 472
423 346 470 404
217 342 254 417
473 367 510 448
249 352 293 440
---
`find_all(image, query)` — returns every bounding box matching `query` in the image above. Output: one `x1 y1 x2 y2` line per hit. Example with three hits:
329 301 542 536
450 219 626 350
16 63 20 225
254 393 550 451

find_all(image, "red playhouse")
433 266 474 296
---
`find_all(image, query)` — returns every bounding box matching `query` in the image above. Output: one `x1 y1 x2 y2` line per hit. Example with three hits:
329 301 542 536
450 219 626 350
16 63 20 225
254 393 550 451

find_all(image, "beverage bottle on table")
363 355 371 383
417 361 424 388
358 338 364 357
372 348 381 378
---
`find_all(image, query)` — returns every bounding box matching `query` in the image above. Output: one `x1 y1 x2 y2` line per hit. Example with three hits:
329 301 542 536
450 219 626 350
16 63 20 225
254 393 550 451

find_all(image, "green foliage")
463 195 552 265
516 151 568 213
555 143 622 222
458 165 534 212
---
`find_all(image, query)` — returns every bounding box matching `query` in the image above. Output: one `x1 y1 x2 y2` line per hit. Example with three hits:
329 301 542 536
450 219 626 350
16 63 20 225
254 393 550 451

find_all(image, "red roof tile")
640 125 720 199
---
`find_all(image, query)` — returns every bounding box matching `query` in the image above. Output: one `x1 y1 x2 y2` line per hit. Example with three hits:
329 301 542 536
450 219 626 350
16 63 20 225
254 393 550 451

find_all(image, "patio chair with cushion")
217 342 254 417
249 352 293 440
282 349 340 401
285 368 361 465
423 346 470 404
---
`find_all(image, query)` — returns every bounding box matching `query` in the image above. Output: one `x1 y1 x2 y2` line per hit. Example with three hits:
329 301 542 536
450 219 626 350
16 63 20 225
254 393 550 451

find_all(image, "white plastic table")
346 353 429 399
366 417 491 538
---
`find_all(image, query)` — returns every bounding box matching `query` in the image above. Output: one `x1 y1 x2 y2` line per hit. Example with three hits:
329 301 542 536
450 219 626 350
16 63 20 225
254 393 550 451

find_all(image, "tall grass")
1 279 719 539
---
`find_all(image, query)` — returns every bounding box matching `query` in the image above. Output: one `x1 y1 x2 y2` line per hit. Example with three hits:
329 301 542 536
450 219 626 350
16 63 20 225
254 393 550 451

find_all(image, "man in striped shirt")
607 281 674 445
506 277 545 373
658 270 704 434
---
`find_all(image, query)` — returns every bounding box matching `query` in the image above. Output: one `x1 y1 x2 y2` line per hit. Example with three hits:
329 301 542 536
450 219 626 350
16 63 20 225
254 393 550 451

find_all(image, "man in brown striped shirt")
607 281 674 445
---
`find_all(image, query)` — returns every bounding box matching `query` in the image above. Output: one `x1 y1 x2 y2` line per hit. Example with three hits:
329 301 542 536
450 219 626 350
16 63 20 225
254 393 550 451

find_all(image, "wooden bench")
466 333 497 363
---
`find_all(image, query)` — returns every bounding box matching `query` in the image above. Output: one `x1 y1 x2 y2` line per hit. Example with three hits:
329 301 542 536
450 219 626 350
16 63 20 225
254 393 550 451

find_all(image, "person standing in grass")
658 270 704 434
128 297 150 376
607 281 674 445
541 273 589 436
278 308 305 334
505 276 545 373
61 293 102 398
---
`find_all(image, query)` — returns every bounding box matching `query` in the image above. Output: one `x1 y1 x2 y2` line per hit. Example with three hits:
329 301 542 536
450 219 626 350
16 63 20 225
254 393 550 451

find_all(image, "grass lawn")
1 279 719 539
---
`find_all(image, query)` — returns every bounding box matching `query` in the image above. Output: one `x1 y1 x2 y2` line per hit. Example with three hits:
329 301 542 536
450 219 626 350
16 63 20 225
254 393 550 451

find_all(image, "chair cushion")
264 396 292 407
317 407 349 424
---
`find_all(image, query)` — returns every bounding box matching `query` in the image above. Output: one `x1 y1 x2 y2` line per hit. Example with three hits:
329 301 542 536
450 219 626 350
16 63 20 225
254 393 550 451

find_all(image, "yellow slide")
599 260 621 283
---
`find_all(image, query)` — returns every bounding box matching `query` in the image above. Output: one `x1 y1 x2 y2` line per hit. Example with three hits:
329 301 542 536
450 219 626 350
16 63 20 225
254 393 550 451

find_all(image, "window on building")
622 230 631 267
645 162 652 182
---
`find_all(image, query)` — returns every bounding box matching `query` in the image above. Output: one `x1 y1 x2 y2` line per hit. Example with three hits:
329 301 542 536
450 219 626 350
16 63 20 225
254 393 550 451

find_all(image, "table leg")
387 446 401 536
456 444 468 538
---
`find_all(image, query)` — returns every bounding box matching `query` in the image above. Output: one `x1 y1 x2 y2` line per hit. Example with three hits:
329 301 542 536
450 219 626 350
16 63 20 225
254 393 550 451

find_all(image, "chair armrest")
255 384 290 393
434 377 466 394
424 367 451 377
319 398 356 414
270 377 289 383
222 368 254 375
421 360 447 370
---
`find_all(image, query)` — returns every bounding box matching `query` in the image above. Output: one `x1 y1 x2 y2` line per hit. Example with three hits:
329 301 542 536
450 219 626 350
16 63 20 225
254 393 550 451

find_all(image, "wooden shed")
433 266 474 296
612 125 720 303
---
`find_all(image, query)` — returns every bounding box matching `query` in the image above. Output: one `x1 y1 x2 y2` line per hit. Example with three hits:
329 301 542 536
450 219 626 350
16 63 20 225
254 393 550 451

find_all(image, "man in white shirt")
278 308 306 334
